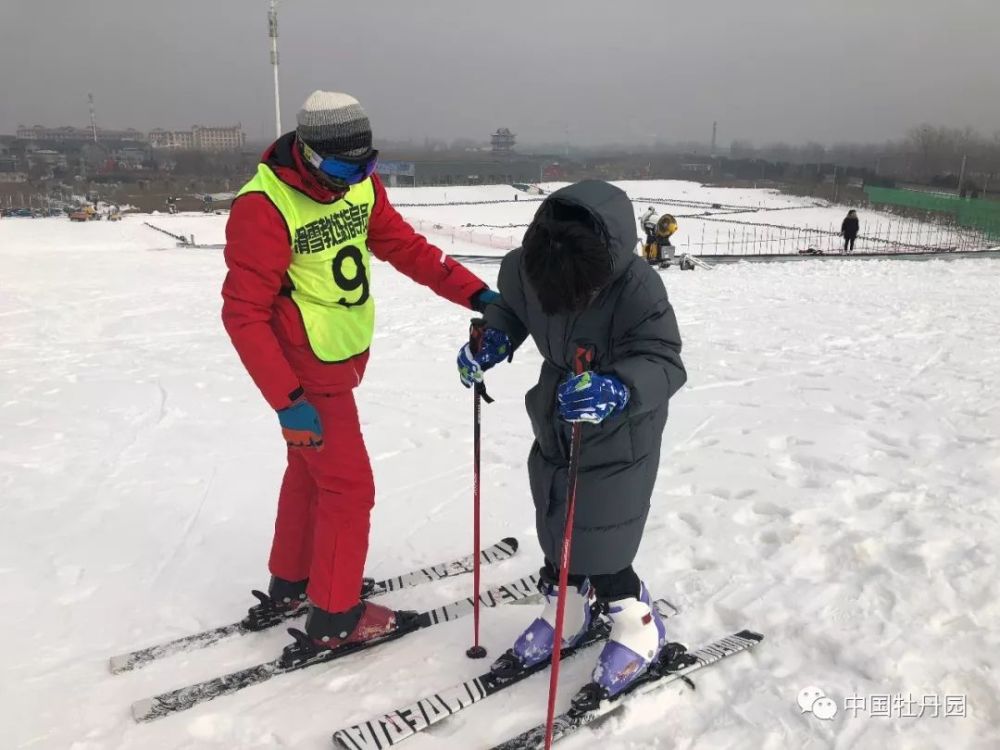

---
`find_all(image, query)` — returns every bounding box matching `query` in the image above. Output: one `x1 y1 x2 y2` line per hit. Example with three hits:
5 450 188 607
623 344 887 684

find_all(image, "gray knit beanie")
296 91 372 157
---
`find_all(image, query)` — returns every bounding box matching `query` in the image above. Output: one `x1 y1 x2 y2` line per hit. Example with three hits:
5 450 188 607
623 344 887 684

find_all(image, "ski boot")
491 578 596 678
242 574 378 632
281 600 419 667
572 583 667 709
241 575 309 632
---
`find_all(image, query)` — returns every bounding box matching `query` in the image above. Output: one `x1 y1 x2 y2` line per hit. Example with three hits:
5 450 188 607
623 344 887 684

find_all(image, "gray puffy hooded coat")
484 180 686 574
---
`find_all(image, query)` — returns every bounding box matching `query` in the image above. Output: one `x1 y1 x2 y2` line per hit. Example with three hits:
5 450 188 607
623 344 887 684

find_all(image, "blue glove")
277 398 324 448
470 288 500 313
457 328 512 387
557 372 630 424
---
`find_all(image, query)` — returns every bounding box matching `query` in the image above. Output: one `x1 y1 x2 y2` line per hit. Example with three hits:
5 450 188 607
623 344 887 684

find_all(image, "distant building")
491 128 516 155
16 125 146 143
376 160 417 187
16 123 245 151
27 149 68 169
80 143 110 170
114 146 149 169
0 143 26 179
149 129 195 149
0 142 16 173
192 124 246 151
149 125 245 151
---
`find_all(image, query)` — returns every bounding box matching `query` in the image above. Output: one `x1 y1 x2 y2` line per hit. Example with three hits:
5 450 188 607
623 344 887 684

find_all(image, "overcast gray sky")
1 0 997 147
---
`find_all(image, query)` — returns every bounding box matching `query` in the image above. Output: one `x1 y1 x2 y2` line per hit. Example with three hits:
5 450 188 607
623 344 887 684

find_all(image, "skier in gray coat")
456 179 686 699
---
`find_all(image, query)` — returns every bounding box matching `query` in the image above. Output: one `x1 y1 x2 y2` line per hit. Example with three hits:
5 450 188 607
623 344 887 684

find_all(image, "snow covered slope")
1 202 998 749
113 178 977 258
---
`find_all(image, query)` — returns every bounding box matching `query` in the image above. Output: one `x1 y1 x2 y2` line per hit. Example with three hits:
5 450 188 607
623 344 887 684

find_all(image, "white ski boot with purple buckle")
589 582 667 699
490 578 595 677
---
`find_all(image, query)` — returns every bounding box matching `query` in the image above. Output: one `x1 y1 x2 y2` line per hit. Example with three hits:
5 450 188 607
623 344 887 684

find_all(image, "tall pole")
88 93 98 143
957 153 968 197
269 0 282 139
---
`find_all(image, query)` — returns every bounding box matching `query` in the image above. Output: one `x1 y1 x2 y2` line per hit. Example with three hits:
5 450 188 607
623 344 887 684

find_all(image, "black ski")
131 573 539 723
331 599 678 750
490 629 765 749
110 537 519 674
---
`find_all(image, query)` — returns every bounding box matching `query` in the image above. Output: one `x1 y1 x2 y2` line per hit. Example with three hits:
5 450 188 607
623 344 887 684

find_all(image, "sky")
1 0 997 148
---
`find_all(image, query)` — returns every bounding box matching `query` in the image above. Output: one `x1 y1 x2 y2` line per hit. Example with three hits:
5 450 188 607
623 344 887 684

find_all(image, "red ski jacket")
222 134 487 409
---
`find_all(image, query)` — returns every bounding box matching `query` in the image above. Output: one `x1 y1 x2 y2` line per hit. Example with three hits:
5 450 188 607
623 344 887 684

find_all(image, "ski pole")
544 343 594 749
466 318 493 660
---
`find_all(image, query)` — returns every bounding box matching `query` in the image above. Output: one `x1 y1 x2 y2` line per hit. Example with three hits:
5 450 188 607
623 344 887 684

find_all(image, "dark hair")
522 206 612 315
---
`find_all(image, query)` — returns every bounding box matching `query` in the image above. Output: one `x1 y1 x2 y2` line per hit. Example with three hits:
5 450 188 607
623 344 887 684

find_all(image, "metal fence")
671 215 991 256
401 196 997 258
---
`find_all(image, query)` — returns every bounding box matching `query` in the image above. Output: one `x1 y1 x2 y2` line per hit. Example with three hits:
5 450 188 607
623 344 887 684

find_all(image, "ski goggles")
300 141 379 186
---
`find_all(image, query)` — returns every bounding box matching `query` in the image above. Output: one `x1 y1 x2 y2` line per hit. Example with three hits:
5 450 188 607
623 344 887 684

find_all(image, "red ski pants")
267 390 374 613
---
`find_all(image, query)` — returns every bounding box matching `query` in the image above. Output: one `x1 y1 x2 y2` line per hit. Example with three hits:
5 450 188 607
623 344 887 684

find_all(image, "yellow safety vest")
237 165 376 362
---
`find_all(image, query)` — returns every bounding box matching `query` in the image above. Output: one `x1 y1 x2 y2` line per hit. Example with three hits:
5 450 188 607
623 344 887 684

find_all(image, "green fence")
865 186 1000 242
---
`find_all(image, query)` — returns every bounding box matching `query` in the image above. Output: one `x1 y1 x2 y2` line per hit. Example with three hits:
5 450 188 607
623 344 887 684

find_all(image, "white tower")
268 0 282 138
89 93 98 142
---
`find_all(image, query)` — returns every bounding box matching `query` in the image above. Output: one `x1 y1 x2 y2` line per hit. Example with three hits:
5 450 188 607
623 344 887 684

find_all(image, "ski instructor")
221 91 498 650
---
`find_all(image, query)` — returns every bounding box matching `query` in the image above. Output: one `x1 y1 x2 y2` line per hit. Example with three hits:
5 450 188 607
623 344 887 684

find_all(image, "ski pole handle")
469 317 486 354
469 318 494 404
573 344 594 377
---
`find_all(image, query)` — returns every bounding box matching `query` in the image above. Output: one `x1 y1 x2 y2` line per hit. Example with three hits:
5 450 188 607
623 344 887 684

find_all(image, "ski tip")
131 698 156 723
501 536 518 552
109 654 133 674
734 630 765 643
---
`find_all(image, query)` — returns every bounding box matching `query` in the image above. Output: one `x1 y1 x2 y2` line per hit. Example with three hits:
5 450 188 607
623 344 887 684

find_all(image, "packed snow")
1 182 998 750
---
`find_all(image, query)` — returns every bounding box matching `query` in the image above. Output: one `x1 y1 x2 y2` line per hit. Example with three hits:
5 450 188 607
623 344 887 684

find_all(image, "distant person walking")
841 209 859 252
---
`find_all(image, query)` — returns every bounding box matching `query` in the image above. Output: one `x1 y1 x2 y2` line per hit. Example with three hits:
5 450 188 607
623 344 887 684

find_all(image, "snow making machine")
641 211 678 266
639 210 711 270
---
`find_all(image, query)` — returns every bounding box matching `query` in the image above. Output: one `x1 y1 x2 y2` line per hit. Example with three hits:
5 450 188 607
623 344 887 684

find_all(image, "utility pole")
88 93 98 142
957 153 968 196
268 0 282 139
710 121 717 159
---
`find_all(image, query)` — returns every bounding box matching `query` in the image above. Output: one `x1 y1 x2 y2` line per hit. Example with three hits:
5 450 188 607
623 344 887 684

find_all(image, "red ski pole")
543 344 594 749
466 318 493 660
